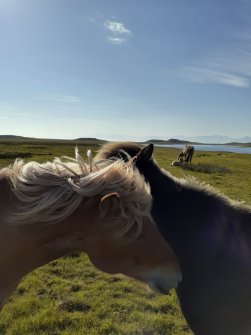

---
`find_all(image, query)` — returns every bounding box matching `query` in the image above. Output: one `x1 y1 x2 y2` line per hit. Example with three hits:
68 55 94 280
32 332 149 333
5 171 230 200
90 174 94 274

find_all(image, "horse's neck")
137 160 221 259
138 160 177 196
139 161 251 268
0 176 93 305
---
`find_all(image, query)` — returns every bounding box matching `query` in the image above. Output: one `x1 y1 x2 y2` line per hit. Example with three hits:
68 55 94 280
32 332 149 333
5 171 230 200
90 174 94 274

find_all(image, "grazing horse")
96 142 251 335
0 149 181 308
178 145 194 164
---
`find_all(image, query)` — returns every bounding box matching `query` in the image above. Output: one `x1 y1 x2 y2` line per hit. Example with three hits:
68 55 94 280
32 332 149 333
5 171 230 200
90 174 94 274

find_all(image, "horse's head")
95 142 154 173
133 143 154 161
83 192 181 294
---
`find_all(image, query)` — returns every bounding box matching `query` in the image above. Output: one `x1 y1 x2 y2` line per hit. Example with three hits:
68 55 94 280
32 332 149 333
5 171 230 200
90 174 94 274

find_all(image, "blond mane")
4 149 152 234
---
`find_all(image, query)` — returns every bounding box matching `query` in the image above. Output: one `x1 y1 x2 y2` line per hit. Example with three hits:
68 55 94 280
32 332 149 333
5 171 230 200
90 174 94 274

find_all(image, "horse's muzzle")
146 269 182 295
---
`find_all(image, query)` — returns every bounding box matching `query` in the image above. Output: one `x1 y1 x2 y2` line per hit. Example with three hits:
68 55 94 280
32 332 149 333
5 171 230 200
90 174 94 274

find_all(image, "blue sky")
0 0 251 141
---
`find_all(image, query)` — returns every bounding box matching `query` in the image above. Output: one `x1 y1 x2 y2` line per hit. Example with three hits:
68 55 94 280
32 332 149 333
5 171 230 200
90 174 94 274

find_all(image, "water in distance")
156 144 251 155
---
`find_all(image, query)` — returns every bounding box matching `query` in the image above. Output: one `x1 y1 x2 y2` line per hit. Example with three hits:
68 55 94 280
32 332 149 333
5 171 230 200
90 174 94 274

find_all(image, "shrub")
181 163 230 174
0 152 32 159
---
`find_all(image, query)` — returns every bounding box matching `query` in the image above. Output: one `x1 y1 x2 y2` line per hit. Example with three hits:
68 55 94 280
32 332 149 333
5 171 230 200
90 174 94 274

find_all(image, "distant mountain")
176 135 251 144
235 137 251 143
0 135 31 139
75 137 104 142
1 134 250 145
144 138 200 145
0 135 105 143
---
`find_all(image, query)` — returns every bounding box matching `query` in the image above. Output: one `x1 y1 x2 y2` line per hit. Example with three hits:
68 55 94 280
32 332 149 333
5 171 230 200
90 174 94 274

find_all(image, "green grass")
181 163 231 174
1 141 251 334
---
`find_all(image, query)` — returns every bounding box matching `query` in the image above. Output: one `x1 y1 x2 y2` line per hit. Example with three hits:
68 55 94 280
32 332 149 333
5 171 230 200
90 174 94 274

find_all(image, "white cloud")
104 20 131 35
87 13 132 45
107 36 126 44
180 30 251 88
104 19 132 45
182 66 249 88
42 95 80 103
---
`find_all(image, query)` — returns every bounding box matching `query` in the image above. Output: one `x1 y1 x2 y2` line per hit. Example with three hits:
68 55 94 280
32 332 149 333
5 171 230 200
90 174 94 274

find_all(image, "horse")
96 142 251 335
178 145 194 164
171 160 182 167
0 148 181 309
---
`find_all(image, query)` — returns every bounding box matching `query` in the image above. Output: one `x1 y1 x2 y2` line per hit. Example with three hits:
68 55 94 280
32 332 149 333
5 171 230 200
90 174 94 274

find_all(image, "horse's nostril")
148 280 170 295
155 283 170 295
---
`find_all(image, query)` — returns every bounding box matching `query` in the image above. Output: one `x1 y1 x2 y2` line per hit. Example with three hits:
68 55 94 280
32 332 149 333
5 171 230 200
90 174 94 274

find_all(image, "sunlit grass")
0 254 188 335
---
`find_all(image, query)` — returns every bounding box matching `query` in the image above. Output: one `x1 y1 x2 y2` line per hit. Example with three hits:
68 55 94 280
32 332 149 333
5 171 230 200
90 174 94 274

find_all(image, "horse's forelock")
95 142 142 162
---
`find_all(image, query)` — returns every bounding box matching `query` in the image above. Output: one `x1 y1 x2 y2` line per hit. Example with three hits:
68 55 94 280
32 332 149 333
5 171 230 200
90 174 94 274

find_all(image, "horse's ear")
100 193 122 217
136 143 154 161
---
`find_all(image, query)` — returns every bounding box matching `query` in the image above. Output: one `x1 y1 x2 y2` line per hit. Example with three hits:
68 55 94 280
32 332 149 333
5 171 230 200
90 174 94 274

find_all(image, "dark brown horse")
96 142 251 335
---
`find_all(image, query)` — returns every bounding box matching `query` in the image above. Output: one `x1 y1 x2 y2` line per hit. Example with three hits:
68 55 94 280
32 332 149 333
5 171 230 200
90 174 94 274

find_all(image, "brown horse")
178 145 194 164
0 149 181 308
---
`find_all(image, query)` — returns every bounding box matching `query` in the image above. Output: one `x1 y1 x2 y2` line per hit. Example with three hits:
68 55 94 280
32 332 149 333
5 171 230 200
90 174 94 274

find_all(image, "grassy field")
0 140 251 335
